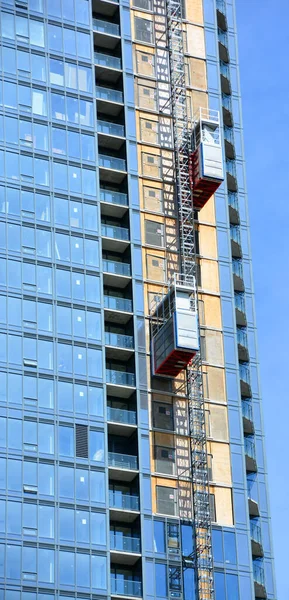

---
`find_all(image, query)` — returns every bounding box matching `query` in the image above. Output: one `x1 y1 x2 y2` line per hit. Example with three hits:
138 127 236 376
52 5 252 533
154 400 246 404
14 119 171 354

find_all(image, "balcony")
99 153 127 184
92 0 119 18
93 18 120 50
94 51 122 84
111 576 142 598
222 94 234 128
106 368 136 398
108 452 138 482
108 406 137 436
232 259 244 292
100 188 128 219
230 225 242 258
239 363 252 398
224 126 235 159
248 497 260 518
109 490 140 522
242 399 254 435
105 331 134 360
226 159 238 192
244 437 257 473
102 223 130 253
220 61 231 95
104 295 133 325
216 0 227 31
253 564 267 599
96 85 123 117
103 259 131 287
98 120 125 151
110 533 141 564
237 327 249 362
250 522 264 558
234 292 247 327
228 192 239 225
218 28 229 63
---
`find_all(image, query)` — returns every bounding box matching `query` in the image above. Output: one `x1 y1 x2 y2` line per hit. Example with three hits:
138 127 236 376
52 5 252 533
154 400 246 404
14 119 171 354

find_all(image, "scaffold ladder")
165 0 214 598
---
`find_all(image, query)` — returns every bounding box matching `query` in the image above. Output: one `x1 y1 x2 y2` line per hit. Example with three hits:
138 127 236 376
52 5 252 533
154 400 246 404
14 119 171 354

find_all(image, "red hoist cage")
150 0 224 598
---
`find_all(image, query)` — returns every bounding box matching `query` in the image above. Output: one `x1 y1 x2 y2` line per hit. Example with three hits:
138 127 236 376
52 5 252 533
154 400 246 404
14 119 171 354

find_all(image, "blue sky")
235 0 289 598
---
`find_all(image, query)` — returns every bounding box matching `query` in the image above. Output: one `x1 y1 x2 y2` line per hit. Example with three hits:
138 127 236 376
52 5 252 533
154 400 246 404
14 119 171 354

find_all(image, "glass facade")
0 0 275 599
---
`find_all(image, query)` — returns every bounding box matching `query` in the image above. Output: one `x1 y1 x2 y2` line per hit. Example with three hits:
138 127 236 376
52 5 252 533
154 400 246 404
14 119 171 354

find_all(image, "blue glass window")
154 521 165 553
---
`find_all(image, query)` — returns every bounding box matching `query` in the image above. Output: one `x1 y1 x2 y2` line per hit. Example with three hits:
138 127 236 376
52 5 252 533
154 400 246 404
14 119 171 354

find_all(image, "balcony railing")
109 490 139 511
104 295 132 312
228 192 239 211
226 159 237 178
250 522 262 545
253 564 265 586
94 51 122 70
230 224 241 245
100 188 128 206
99 154 126 171
96 86 123 104
111 577 142 597
105 332 134 349
244 437 255 460
108 452 138 470
110 533 141 553
224 126 234 144
102 259 131 277
98 120 125 137
218 28 228 46
106 369 135 387
222 93 232 111
232 259 243 279
216 0 226 12
239 363 250 385
220 61 230 78
234 292 245 313
107 406 137 425
101 223 129 241
242 400 253 422
237 327 248 348
93 18 120 36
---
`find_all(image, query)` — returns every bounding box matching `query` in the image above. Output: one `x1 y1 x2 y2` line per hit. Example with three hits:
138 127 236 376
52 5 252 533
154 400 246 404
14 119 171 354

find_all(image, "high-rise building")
0 0 276 599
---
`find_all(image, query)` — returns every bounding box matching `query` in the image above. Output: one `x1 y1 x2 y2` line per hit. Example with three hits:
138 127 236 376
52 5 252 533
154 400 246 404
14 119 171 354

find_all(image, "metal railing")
237 327 248 348
242 400 253 422
102 259 131 277
100 189 128 206
107 406 137 425
232 259 243 279
110 577 142 597
108 452 138 470
106 369 135 386
105 332 134 349
110 533 141 553
226 159 237 178
218 28 228 46
244 437 255 459
228 191 239 211
96 86 123 104
104 295 132 312
224 126 234 144
239 363 250 384
222 93 232 112
250 522 262 545
98 120 125 137
93 18 120 36
99 154 126 171
216 0 226 13
234 292 245 313
94 51 121 70
230 224 241 245
109 490 139 511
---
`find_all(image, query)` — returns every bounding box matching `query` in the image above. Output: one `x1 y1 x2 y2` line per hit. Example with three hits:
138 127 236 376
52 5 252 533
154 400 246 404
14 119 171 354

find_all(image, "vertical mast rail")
165 0 214 598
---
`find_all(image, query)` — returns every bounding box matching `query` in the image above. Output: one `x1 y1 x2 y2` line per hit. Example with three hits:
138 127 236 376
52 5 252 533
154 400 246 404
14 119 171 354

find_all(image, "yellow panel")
185 0 204 24
189 58 207 90
203 366 226 403
214 487 233 526
199 224 218 259
209 405 229 440
204 330 224 366
200 259 220 293
199 194 216 224
192 90 208 112
201 294 222 329
186 24 205 58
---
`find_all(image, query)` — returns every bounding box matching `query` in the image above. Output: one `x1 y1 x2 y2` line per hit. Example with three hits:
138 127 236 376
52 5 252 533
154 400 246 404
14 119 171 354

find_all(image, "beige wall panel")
205 330 224 366
204 366 226 402
214 487 233 526
199 225 217 259
209 404 229 440
199 195 216 224
185 0 204 24
192 89 208 113
200 259 219 293
202 295 222 329
154 432 174 446
210 443 231 485
190 58 207 90
187 24 205 58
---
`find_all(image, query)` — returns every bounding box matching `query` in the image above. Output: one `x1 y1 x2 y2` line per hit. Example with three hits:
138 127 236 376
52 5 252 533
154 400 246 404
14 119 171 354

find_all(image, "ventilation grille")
75 424 88 458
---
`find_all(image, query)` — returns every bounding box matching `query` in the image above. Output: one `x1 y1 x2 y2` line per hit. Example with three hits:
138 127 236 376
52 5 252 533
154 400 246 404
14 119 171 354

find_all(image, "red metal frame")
189 149 222 210
154 347 197 377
